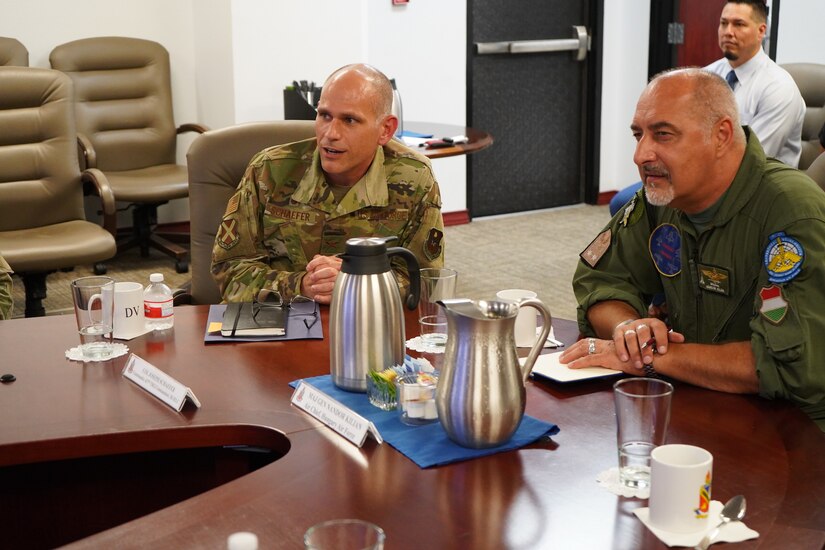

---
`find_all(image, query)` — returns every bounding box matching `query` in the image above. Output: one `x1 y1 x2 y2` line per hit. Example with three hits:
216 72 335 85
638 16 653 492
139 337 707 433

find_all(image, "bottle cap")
149 273 164 283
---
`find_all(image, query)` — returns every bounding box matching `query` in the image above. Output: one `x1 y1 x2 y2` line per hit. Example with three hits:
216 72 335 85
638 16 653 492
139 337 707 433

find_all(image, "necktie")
726 70 738 90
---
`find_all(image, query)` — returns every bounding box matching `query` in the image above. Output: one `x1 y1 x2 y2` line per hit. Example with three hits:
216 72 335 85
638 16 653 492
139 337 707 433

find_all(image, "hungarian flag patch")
759 285 788 324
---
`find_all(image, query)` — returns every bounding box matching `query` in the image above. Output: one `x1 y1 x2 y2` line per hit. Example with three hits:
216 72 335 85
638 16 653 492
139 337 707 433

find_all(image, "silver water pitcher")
435 298 552 448
329 237 420 392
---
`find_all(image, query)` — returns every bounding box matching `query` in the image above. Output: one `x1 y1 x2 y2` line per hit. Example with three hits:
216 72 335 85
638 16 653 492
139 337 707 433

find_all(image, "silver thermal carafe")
329 237 420 392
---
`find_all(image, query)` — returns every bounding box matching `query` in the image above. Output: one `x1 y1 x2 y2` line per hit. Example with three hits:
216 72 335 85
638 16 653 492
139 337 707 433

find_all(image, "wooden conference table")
405 121 493 160
1 306 823 549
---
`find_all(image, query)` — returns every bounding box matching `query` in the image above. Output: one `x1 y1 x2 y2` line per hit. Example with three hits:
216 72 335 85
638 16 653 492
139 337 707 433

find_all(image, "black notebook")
221 302 287 337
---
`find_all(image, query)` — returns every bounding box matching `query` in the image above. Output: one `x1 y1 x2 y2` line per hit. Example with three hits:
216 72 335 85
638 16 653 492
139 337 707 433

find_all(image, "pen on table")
640 329 674 351
443 135 469 144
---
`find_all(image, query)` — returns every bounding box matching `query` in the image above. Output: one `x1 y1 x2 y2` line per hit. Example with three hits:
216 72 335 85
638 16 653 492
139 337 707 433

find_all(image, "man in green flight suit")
212 64 445 304
561 68 825 430
0 254 12 320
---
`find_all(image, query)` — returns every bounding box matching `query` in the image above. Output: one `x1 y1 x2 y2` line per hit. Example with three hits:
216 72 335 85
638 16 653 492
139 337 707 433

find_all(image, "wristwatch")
643 361 659 378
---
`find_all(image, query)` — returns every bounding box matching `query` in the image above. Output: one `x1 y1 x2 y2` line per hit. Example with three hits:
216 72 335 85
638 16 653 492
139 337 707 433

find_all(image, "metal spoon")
696 495 746 550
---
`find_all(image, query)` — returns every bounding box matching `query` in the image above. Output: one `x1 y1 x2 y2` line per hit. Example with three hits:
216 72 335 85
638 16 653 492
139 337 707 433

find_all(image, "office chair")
182 121 316 304
50 36 207 274
782 63 825 170
0 67 116 317
807 152 825 192
0 37 28 66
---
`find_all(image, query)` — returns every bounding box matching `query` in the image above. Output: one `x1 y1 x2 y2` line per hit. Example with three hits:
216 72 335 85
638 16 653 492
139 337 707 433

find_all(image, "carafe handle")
387 246 420 310
518 298 552 383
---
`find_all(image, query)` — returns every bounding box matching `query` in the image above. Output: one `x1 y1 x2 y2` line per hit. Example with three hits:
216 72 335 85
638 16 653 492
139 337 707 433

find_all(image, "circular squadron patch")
649 223 682 277
763 231 804 284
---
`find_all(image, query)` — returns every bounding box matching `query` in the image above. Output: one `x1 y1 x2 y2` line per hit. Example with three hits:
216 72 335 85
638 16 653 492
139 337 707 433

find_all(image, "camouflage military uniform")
0 255 13 320
212 138 445 302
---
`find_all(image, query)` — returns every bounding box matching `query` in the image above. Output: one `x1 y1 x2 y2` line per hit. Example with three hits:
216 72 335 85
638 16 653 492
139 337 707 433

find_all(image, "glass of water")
613 377 673 489
71 276 116 361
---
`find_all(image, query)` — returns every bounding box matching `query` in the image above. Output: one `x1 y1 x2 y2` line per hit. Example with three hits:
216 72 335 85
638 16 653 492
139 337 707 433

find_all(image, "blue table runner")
290 375 560 468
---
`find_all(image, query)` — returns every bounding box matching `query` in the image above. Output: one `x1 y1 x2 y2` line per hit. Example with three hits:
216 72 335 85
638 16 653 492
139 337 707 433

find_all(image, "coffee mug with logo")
113 281 147 340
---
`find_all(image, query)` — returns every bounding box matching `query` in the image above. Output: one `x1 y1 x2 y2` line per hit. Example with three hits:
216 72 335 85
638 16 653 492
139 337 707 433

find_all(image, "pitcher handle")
518 298 552 383
387 246 420 310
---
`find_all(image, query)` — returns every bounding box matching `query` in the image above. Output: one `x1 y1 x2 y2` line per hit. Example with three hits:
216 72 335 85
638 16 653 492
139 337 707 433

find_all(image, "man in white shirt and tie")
704 0 805 168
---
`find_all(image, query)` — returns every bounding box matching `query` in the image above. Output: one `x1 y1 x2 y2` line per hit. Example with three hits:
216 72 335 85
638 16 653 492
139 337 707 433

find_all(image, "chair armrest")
81 168 118 237
177 123 209 135
76 133 97 169
173 283 193 306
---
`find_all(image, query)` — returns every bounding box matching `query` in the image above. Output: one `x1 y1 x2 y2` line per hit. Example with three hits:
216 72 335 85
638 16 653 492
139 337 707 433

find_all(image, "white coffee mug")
113 281 147 340
649 444 713 533
496 289 538 347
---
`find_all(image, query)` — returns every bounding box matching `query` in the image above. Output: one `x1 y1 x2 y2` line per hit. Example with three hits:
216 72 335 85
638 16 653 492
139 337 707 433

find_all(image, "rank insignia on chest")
216 218 240 250
763 231 804 283
759 285 788 324
698 264 730 295
580 229 612 268
649 223 682 277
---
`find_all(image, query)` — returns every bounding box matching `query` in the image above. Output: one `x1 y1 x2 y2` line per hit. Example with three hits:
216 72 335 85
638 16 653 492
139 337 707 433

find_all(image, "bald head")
324 64 394 118
646 68 745 145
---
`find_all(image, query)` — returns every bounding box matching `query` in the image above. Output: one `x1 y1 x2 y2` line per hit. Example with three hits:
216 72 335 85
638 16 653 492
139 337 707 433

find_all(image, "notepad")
221 302 286 337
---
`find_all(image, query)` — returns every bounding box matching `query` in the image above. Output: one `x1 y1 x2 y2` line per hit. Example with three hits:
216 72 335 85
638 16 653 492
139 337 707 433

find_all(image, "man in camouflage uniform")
0 254 12 320
211 64 444 304
561 69 825 429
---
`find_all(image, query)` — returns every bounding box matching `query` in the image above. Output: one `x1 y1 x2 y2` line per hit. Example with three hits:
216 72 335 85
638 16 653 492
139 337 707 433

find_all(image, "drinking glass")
613 377 673 488
418 268 457 348
304 519 385 550
71 276 116 361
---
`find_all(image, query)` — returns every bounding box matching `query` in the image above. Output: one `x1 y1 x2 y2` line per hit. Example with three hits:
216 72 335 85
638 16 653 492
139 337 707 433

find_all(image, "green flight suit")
0 255 12 320
212 138 445 302
574 130 825 429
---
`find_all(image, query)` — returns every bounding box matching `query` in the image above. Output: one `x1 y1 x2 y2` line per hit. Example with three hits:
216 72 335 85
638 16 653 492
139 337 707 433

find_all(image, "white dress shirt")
706 49 805 167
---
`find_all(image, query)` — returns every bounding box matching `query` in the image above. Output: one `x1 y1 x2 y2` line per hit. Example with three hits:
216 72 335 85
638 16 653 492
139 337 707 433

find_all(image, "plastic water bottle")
144 273 174 331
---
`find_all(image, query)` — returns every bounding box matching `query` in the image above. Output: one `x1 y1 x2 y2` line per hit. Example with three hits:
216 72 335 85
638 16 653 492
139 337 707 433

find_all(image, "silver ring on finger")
588 338 596 355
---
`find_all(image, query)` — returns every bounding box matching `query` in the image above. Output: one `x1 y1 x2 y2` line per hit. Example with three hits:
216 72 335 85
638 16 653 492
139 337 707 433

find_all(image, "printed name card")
291 380 382 447
122 354 201 412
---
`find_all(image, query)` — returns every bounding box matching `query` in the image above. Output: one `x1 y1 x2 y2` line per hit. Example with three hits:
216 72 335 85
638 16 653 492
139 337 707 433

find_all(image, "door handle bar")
476 25 589 61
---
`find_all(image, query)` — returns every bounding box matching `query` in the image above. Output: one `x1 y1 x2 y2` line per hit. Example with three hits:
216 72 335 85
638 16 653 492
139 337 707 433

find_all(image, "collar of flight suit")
291 143 389 219
701 126 767 229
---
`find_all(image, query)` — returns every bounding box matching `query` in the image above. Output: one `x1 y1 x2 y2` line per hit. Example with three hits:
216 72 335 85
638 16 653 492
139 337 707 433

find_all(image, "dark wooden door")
468 0 598 217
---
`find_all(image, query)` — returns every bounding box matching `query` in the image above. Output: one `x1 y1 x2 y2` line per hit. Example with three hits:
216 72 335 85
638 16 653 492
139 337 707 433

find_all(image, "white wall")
775 2 825 64
597 0 651 193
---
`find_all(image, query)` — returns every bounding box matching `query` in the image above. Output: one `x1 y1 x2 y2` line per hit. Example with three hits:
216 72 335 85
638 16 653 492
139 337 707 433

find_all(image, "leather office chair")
50 37 207 274
0 37 28 66
0 67 116 317
782 63 825 170
184 121 316 304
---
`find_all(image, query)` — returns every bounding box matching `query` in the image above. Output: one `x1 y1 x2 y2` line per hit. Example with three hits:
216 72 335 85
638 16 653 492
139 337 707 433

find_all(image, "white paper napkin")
406 336 445 354
65 343 130 362
596 466 650 499
634 500 759 547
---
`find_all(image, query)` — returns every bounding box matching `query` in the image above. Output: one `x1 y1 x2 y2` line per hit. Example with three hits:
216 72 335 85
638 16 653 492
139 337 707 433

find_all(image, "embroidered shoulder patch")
216 218 240 250
649 223 682 277
763 231 804 283
580 229 612 268
424 228 444 261
759 285 788 324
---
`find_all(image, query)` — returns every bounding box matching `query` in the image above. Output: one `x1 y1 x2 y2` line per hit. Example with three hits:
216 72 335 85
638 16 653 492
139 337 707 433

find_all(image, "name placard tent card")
122 354 201 412
291 380 382 447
